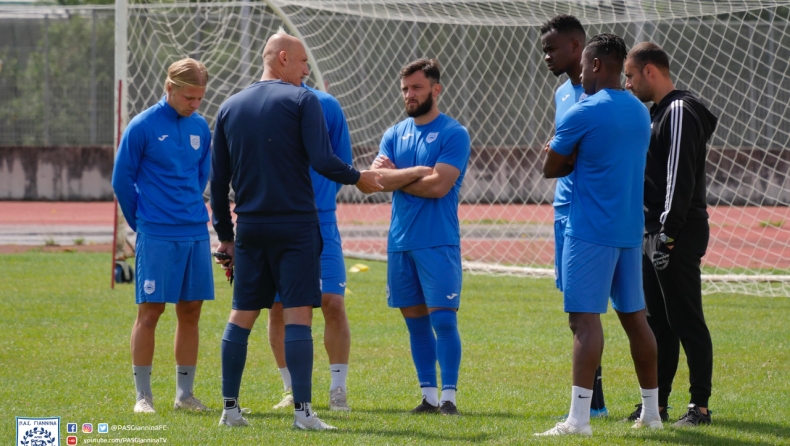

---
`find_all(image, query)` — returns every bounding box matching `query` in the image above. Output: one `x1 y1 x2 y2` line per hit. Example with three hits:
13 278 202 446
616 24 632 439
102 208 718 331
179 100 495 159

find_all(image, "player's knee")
568 313 599 335
136 304 165 327
428 309 458 334
321 295 346 320
175 301 203 322
269 303 284 325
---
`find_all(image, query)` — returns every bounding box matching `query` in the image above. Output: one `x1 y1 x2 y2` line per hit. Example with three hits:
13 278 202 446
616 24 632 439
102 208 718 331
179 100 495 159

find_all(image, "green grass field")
2 251 789 445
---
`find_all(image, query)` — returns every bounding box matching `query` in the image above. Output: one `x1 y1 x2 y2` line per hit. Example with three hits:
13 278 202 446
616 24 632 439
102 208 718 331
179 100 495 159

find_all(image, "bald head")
261 30 310 86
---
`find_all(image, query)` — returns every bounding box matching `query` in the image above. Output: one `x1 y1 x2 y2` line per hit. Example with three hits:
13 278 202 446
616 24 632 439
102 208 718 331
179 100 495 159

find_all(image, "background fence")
1 1 789 295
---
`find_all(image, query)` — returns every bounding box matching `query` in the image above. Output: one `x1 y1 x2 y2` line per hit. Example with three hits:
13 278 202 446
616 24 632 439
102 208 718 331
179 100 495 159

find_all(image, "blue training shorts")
387 245 462 309
274 222 346 304
233 221 322 311
134 233 214 304
554 217 568 291
562 235 644 314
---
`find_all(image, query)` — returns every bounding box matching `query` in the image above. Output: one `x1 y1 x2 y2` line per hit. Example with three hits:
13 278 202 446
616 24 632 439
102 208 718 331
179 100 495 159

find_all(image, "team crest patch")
425 132 439 143
190 135 200 150
16 417 60 446
144 280 156 294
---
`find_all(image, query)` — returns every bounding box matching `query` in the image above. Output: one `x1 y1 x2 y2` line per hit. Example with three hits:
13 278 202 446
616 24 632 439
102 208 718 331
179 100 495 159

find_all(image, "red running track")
1 201 787 269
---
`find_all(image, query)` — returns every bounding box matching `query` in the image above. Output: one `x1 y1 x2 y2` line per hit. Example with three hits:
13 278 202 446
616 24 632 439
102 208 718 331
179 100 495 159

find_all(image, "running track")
0 201 788 270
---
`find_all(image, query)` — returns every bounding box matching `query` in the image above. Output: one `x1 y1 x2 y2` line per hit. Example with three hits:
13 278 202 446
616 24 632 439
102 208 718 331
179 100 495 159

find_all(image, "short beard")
405 94 434 118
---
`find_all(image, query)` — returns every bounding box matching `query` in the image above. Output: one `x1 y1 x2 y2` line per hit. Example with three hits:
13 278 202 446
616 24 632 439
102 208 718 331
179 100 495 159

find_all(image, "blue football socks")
430 310 462 392
284 324 314 404
404 315 438 388
221 323 251 400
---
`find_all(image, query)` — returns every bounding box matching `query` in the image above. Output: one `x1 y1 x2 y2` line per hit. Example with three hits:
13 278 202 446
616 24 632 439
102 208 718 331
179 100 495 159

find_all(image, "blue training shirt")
211 80 360 242
552 79 586 220
305 85 353 224
379 113 471 252
112 97 211 240
550 89 650 248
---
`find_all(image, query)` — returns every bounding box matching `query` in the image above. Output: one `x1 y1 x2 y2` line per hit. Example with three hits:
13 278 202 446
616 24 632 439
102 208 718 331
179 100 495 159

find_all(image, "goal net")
120 0 790 296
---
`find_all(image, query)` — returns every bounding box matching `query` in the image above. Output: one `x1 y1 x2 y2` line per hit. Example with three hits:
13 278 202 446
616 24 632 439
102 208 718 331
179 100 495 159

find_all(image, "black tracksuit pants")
642 218 713 409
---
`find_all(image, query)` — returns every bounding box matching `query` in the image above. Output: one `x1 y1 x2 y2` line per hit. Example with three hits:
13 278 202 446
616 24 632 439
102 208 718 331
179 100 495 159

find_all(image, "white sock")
421 387 439 407
278 367 292 391
566 386 593 428
294 402 313 419
440 389 456 405
175 365 196 401
640 387 660 421
329 364 348 392
132 365 153 401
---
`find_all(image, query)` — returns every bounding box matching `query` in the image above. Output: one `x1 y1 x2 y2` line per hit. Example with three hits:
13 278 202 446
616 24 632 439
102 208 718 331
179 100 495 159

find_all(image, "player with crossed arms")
371 57 471 416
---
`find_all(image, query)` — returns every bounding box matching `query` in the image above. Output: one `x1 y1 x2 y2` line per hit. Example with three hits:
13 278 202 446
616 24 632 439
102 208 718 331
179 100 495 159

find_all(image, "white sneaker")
293 412 337 431
534 422 592 437
218 407 250 427
133 397 155 414
329 387 351 412
273 389 294 410
632 417 664 429
174 395 209 412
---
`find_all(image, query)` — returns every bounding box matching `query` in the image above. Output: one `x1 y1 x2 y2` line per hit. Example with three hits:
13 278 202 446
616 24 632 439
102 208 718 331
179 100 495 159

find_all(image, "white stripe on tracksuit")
659 100 684 226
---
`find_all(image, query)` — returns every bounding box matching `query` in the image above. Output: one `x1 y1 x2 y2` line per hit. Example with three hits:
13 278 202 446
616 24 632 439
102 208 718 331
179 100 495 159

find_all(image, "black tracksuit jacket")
644 90 718 239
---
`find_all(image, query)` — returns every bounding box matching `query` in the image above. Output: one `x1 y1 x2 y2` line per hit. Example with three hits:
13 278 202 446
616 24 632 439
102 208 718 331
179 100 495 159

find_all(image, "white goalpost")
115 0 790 296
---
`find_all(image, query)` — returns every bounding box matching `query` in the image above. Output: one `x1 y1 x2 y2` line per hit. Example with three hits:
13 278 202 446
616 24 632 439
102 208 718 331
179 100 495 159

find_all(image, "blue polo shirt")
550 89 650 248
553 79 586 220
378 113 471 252
305 85 353 224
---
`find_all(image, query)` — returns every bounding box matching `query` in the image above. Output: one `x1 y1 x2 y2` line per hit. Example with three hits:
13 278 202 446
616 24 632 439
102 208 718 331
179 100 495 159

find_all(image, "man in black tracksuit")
624 42 718 427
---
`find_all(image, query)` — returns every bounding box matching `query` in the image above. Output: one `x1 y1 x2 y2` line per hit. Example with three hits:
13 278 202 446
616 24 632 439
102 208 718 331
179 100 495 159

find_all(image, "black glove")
652 233 674 271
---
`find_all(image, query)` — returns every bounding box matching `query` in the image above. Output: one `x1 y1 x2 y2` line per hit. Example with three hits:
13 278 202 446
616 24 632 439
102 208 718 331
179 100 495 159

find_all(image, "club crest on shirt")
144 280 156 294
190 135 200 150
425 132 439 143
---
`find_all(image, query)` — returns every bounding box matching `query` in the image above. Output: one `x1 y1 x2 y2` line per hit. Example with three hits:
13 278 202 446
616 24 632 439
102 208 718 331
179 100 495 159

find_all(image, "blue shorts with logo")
134 233 214 304
554 217 568 291
387 245 462 309
561 236 644 314
233 221 322 311
273 222 346 304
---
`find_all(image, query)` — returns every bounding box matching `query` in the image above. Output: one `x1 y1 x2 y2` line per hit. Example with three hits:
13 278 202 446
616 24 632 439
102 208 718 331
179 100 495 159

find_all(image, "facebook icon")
67 423 77 433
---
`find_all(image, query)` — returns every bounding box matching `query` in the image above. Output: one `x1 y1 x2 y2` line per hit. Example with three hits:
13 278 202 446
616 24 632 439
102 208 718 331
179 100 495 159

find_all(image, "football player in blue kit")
540 14 608 418
371 58 471 416
536 34 660 436
112 58 213 414
267 83 355 413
